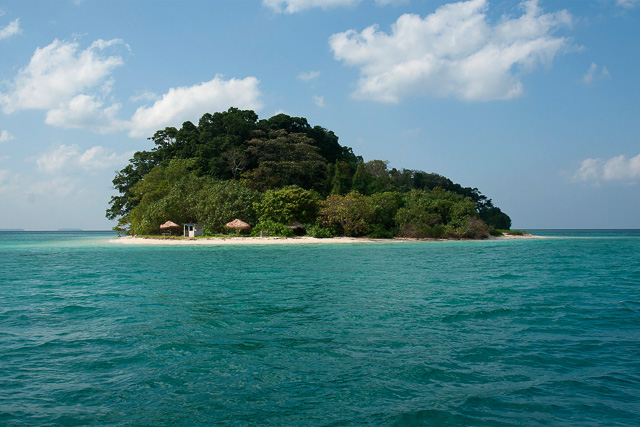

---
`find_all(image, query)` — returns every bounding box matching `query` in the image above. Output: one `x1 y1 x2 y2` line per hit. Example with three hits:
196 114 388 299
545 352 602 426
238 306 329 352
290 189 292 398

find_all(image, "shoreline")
109 233 546 246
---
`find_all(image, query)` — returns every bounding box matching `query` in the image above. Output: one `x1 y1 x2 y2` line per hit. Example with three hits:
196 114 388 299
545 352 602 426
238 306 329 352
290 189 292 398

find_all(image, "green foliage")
504 229 526 235
107 108 512 239
446 217 490 239
366 224 394 239
479 206 512 230
489 228 504 236
306 224 333 238
126 172 260 235
331 161 353 195
255 186 320 225
318 192 374 237
107 150 159 221
130 158 198 204
250 220 295 237
242 130 327 191
369 191 404 232
127 161 201 235
351 163 372 195
196 180 261 234
394 189 479 238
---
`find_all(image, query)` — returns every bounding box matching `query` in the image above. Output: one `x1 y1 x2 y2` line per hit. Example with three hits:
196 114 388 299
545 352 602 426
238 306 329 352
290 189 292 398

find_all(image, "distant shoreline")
109 233 545 246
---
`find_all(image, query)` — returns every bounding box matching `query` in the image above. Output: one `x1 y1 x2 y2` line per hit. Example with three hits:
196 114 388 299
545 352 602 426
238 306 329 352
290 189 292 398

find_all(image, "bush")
489 228 503 237
196 180 261 233
307 224 333 238
317 192 374 237
479 206 512 230
460 217 490 239
366 224 394 239
394 189 477 238
505 229 526 236
369 192 404 232
250 220 294 237
254 186 321 224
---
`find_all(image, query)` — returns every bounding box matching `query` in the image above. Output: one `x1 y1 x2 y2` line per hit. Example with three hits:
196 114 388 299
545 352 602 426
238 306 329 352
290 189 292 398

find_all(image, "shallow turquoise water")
1 231 639 425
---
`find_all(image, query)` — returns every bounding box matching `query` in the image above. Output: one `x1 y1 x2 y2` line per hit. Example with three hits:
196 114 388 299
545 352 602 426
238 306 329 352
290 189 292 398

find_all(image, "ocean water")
1 230 639 426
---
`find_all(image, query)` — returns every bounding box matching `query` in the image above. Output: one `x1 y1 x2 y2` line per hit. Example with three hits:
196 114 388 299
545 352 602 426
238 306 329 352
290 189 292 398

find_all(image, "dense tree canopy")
108 108 511 238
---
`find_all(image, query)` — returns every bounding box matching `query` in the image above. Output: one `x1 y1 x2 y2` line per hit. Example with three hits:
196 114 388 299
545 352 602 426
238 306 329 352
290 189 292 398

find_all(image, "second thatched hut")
226 219 251 235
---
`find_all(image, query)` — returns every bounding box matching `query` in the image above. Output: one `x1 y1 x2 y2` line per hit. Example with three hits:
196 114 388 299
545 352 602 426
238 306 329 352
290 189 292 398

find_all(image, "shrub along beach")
108 108 514 241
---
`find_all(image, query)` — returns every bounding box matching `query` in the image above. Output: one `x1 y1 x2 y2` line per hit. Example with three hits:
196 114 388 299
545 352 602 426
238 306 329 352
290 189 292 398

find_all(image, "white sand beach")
109 233 544 245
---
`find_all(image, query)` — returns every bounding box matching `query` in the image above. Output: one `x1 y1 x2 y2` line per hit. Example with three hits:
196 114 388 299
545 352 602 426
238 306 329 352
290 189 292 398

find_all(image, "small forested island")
107 108 512 239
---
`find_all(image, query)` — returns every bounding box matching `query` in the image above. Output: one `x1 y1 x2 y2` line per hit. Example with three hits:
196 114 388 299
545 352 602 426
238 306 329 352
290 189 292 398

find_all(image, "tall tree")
331 161 353 195
242 130 327 191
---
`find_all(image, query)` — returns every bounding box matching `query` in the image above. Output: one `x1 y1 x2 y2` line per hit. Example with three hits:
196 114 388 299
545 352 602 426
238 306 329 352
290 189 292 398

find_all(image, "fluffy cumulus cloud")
45 94 125 133
0 130 15 143
330 0 573 102
0 38 126 134
35 144 133 175
128 75 262 138
0 38 260 137
572 153 640 184
0 39 125 114
0 18 20 40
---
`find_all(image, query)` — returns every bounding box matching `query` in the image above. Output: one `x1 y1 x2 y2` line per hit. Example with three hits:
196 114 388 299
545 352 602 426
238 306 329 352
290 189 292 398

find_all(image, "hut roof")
159 220 180 229
226 219 251 230
286 221 305 229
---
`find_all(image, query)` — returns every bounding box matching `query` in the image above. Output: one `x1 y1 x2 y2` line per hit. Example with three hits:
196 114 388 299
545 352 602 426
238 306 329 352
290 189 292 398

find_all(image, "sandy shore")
109 233 544 245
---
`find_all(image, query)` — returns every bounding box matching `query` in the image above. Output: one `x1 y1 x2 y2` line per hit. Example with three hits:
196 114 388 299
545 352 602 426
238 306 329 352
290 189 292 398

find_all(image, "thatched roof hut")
226 219 251 231
286 221 305 236
159 220 181 236
159 221 180 230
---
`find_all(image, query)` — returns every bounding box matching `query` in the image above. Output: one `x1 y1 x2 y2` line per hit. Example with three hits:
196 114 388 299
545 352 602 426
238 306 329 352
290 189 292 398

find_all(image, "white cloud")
0 130 14 143
129 90 160 102
0 38 125 114
297 70 321 81
617 0 639 9
263 0 402 13
330 0 572 102
36 144 133 175
0 18 20 40
572 153 640 184
45 94 125 133
582 63 610 85
313 95 325 107
263 0 359 13
128 75 262 138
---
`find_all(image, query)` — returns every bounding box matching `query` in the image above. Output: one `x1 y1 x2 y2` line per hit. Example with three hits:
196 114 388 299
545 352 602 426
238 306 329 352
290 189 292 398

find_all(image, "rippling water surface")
1 230 639 426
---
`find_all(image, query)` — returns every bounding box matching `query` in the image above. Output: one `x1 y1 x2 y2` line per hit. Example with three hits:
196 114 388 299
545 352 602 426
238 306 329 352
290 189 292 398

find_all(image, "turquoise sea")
1 230 639 426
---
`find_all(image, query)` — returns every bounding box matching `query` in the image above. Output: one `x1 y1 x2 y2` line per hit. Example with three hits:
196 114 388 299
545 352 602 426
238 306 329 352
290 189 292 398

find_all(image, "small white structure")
183 223 203 238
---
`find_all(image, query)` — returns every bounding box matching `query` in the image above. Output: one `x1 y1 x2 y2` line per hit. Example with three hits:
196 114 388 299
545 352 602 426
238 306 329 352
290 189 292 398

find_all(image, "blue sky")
1 0 639 230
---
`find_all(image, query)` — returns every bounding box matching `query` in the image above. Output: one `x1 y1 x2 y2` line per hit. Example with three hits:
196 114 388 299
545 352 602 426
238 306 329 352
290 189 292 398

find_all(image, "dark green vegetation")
108 108 511 238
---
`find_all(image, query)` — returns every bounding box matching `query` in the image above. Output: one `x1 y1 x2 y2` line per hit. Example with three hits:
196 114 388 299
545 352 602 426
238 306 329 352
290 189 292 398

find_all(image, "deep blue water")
1 230 639 426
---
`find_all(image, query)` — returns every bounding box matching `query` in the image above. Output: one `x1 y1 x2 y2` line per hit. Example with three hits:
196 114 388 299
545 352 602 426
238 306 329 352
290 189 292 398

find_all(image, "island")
108 108 514 240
